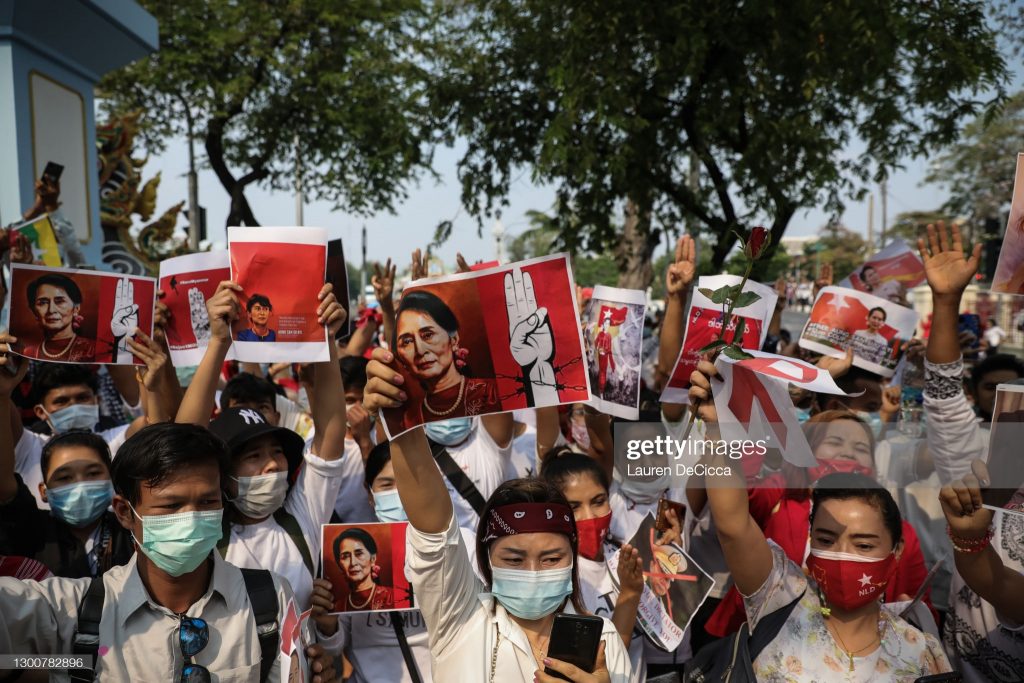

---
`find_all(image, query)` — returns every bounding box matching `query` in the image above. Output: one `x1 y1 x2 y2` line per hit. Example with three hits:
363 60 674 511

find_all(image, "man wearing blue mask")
0 422 338 682
0 425 133 578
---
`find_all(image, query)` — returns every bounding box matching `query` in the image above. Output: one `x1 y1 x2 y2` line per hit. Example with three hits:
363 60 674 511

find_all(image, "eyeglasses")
179 616 211 683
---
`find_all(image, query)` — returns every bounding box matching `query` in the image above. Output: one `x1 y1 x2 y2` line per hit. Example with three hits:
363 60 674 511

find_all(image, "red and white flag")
710 351 851 467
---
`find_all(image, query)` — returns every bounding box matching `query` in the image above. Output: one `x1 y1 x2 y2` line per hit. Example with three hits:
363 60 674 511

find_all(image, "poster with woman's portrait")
322 522 415 614
993 153 1024 294
228 226 330 363
582 285 646 420
159 251 236 367
983 382 1024 516
6 264 155 365
380 254 591 438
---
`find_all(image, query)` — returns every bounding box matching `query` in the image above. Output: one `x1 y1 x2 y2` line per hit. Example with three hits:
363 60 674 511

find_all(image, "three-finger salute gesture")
505 267 557 405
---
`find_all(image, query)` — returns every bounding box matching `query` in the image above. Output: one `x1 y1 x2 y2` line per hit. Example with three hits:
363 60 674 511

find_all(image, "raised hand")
111 277 139 356
939 459 993 540
816 347 853 379
410 249 428 281
616 543 644 598
363 348 408 413
310 578 339 637
665 234 696 297
316 283 347 338
918 221 982 300
881 385 901 423
0 332 29 395
127 330 169 391
504 268 558 405
687 358 720 423
371 258 397 311
813 263 833 299
188 287 211 344
206 281 242 342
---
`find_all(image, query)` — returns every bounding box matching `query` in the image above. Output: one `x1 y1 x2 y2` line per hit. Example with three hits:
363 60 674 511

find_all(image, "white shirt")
851 328 890 363
984 325 1007 348
405 514 632 682
578 548 646 682
439 421 513 533
508 424 539 479
15 424 130 510
224 442 345 609
331 437 377 523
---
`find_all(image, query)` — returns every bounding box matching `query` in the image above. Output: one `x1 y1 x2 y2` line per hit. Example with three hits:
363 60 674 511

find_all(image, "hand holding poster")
380 254 590 438
158 251 234 367
228 226 329 362
660 274 777 404
993 153 1024 294
583 285 646 419
7 264 155 364
799 286 918 378
321 522 415 614
838 238 924 306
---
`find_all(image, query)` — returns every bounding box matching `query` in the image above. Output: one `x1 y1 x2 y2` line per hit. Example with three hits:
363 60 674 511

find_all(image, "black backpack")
69 568 279 683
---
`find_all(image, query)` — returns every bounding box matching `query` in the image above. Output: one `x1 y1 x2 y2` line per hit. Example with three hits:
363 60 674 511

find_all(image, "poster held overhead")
321 522 416 615
583 285 646 420
158 251 236 367
838 238 925 305
228 226 329 363
992 153 1024 294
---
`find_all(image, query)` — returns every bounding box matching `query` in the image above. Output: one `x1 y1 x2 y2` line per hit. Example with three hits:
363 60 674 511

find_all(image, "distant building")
781 235 819 257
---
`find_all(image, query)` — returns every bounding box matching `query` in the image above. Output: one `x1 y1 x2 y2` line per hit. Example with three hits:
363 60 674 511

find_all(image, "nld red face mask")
575 511 612 561
807 458 874 483
806 548 897 611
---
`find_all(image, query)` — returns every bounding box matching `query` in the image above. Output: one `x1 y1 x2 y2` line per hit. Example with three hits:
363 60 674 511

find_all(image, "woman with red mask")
689 362 951 680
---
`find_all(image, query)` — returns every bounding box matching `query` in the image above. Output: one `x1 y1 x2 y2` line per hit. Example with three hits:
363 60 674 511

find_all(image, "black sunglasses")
179 616 211 683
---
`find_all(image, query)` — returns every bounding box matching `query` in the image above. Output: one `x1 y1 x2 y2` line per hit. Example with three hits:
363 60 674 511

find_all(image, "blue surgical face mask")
47 480 114 528
795 406 813 424
43 403 100 434
855 410 884 438
489 564 573 620
372 489 408 523
130 504 223 577
424 417 474 446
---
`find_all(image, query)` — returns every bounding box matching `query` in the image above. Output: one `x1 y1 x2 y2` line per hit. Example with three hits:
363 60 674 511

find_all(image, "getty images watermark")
614 422 766 483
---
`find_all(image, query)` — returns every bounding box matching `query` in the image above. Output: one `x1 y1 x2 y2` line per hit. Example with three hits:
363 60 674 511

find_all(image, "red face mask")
575 511 612 561
807 458 874 483
806 548 897 611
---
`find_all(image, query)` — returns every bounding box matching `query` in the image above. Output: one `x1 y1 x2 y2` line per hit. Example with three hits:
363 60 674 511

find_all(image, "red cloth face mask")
575 512 612 561
806 548 897 611
807 458 874 483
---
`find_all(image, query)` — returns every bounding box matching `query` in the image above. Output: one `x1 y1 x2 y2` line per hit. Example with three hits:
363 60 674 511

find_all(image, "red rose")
745 226 770 260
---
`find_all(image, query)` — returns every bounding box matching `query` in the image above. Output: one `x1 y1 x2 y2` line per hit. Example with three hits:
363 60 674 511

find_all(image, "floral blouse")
743 541 951 682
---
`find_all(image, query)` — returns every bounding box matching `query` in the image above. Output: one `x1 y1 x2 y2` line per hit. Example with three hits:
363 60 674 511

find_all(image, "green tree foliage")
887 210 957 247
98 0 434 226
428 0 1006 285
925 91 1024 231
809 222 868 282
508 208 619 286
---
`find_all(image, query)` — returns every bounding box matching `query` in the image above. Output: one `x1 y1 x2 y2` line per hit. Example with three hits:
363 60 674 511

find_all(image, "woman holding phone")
363 347 632 683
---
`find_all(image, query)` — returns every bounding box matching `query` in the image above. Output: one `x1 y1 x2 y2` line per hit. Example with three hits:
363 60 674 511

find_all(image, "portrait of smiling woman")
21 273 96 362
392 290 500 429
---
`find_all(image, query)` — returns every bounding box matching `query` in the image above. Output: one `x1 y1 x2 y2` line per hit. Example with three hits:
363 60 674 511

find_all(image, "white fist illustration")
111 277 139 357
188 287 211 344
504 268 558 406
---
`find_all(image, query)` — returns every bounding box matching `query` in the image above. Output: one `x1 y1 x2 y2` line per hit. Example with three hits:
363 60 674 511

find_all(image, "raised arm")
920 221 981 365
310 284 348 460
372 258 397 348
658 235 695 423
176 281 242 425
0 340 29 503
364 347 452 533
688 359 773 597
125 330 180 438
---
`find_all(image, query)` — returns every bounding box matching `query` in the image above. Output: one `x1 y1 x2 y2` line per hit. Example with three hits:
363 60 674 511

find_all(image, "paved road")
780 308 809 337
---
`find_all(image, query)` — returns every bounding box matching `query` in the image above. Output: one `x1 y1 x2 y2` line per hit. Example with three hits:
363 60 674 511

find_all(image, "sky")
135 60 1022 276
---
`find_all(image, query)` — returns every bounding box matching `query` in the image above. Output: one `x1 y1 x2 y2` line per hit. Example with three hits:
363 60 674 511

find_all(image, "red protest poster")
380 254 590 438
7 264 155 365
838 239 924 306
158 251 233 367
228 226 329 363
322 522 415 614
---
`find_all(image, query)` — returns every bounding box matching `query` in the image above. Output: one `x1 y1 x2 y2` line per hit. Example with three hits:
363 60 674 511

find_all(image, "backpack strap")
272 508 315 576
430 441 486 516
69 576 105 682
389 612 423 683
747 590 805 662
240 568 280 683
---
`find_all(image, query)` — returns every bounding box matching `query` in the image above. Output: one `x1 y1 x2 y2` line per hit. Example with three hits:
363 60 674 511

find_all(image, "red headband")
483 502 577 544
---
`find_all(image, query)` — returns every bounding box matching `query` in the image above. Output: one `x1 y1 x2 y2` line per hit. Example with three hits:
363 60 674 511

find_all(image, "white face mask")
230 471 288 518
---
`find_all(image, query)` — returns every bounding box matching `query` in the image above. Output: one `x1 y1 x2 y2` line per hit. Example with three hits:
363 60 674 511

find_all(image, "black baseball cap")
208 407 306 476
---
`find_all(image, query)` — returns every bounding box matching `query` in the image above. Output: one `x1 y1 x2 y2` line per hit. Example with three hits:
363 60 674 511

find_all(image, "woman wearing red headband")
363 347 632 683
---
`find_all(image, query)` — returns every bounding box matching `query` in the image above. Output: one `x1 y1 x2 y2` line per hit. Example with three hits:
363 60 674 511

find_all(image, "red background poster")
160 267 229 350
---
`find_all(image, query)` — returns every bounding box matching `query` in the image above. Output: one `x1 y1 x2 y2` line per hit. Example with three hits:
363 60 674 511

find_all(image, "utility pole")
360 224 367 299
867 193 875 251
294 133 304 226
880 180 888 248
182 99 200 251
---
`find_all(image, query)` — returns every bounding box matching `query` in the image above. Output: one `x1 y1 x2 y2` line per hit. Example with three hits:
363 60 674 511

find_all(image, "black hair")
393 290 459 344
334 527 378 559
868 306 886 320
828 366 881 401
540 452 610 494
971 353 1024 394
860 265 876 278
111 423 230 505
364 441 392 490
475 478 586 614
810 472 902 547
246 293 272 312
220 372 279 411
40 430 112 480
31 364 98 405
341 356 369 391
26 273 83 308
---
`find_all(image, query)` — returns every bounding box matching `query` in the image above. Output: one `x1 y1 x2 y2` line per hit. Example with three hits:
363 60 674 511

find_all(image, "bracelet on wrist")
947 524 994 554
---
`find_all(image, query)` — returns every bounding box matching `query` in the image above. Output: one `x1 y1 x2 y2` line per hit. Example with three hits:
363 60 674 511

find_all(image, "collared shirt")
405 513 632 682
0 551 294 682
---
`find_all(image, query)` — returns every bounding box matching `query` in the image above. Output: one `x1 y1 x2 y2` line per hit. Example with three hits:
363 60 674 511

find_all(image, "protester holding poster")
583 285 646 420
381 254 590 438
159 251 232 366
228 226 330 362
799 285 918 377
839 238 925 305
322 523 414 614
7 264 155 364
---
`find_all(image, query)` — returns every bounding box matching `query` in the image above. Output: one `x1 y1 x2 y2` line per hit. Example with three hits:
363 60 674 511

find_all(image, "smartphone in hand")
544 613 603 681
41 161 64 184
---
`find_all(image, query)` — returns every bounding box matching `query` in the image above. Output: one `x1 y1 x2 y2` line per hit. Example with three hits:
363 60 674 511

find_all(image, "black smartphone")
544 614 602 681
914 674 962 683
41 161 64 183
957 313 981 349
